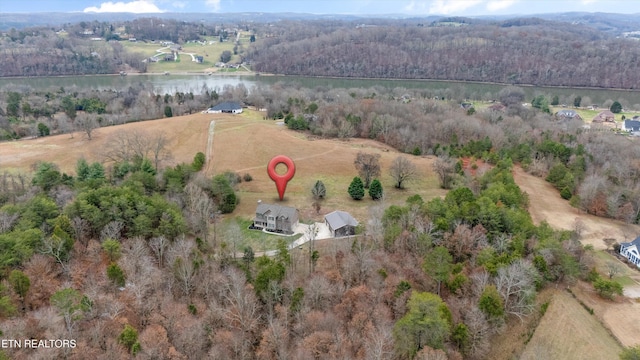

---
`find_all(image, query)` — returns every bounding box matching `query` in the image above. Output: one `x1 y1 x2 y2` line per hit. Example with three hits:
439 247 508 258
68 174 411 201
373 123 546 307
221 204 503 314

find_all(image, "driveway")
262 222 331 256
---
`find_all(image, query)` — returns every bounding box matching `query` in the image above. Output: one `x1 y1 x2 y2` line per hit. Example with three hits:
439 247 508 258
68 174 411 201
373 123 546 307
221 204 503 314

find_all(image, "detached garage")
324 210 359 237
204 101 243 114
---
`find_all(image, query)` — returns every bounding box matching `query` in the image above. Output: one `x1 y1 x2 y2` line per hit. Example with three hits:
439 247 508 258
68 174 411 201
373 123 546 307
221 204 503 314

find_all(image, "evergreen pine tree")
369 179 383 200
348 177 365 200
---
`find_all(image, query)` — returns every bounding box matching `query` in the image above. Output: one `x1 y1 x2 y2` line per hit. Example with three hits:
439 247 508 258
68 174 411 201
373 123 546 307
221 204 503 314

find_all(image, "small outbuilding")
204 101 243 114
324 210 359 237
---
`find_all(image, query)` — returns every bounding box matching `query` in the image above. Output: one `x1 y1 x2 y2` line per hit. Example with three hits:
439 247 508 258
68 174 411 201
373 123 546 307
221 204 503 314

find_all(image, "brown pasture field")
0 110 446 223
513 168 640 354
208 113 446 222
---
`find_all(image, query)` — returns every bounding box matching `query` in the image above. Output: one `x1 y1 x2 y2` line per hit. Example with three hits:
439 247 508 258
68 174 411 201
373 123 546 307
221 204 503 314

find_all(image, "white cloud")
205 0 221 11
428 0 483 14
83 1 164 13
581 0 597 4
486 0 517 12
171 1 187 9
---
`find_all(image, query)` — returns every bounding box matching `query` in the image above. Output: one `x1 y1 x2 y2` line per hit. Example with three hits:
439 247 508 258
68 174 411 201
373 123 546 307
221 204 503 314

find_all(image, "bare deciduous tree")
389 156 417 189
606 261 621 279
100 220 124 242
354 152 381 188
185 182 215 244
101 129 172 170
76 112 98 140
495 259 538 319
167 236 200 298
433 154 456 189
150 235 169 268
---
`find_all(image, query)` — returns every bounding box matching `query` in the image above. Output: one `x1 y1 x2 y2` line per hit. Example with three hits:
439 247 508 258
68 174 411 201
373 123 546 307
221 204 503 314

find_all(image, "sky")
0 0 638 16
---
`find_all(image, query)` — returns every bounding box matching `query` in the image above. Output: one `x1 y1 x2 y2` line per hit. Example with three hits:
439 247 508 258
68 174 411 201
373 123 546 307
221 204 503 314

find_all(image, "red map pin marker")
267 155 296 201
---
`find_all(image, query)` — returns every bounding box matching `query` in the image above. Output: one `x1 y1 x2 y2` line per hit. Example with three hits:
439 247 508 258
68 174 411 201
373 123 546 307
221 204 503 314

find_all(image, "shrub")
243 173 253 182
119 324 140 354
107 263 126 287
369 179 383 200
192 152 206 171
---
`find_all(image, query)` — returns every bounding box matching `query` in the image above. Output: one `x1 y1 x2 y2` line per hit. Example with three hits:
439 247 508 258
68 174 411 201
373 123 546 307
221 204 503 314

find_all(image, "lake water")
1 74 639 105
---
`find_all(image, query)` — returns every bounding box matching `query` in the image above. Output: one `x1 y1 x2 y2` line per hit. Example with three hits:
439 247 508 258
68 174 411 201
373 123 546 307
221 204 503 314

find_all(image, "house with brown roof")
592 110 615 123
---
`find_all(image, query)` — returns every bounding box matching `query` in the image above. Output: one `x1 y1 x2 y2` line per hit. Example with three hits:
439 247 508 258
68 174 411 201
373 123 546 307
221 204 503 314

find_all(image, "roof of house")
621 235 640 248
556 109 580 118
256 203 297 220
592 110 614 122
324 210 359 230
624 120 640 130
488 103 506 111
210 101 242 111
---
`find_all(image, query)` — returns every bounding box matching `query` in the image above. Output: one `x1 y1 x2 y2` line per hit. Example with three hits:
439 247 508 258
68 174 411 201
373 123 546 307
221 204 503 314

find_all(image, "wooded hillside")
247 18 640 89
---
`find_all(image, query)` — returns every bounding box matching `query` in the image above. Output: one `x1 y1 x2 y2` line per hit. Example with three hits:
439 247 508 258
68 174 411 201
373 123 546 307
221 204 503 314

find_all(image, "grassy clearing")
122 34 251 73
519 289 623 360
591 250 640 286
219 217 302 254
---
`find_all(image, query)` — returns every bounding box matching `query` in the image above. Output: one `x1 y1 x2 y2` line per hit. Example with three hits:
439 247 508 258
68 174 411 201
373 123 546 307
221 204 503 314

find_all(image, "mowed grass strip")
519 290 623 360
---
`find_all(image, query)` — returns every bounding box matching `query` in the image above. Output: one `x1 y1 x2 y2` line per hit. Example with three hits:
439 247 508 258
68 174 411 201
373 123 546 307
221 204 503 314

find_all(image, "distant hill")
247 17 640 89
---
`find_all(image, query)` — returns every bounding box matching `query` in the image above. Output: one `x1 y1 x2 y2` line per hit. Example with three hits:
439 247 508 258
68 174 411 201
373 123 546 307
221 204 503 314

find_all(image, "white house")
620 236 640 268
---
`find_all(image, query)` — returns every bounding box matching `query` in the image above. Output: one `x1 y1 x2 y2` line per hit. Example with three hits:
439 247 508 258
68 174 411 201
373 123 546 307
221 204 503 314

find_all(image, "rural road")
206 120 215 170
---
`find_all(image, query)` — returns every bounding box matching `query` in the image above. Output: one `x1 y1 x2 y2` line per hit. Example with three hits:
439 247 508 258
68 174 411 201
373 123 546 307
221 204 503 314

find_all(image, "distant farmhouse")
620 236 640 268
324 210 359 237
204 102 243 114
555 109 582 121
253 202 299 234
592 110 615 123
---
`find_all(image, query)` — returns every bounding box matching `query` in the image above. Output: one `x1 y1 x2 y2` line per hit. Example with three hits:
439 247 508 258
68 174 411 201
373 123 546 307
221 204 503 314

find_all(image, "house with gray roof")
204 101 243 114
620 236 640 268
555 109 582 121
324 210 359 237
622 120 640 134
253 202 298 234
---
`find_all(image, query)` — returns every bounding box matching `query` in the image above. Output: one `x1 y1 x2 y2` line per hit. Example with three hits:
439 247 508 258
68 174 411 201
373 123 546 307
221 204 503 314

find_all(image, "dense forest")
247 18 640 89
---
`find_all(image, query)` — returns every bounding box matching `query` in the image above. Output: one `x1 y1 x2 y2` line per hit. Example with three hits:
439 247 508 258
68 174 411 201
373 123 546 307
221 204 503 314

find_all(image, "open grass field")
519 289 624 360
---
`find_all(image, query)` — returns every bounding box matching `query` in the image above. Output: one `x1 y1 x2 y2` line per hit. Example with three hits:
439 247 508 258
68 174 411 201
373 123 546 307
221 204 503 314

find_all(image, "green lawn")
592 250 639 287
219 217 302 254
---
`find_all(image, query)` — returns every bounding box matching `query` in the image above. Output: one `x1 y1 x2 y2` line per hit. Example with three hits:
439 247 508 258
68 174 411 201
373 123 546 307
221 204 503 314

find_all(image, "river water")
1 74 639 105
